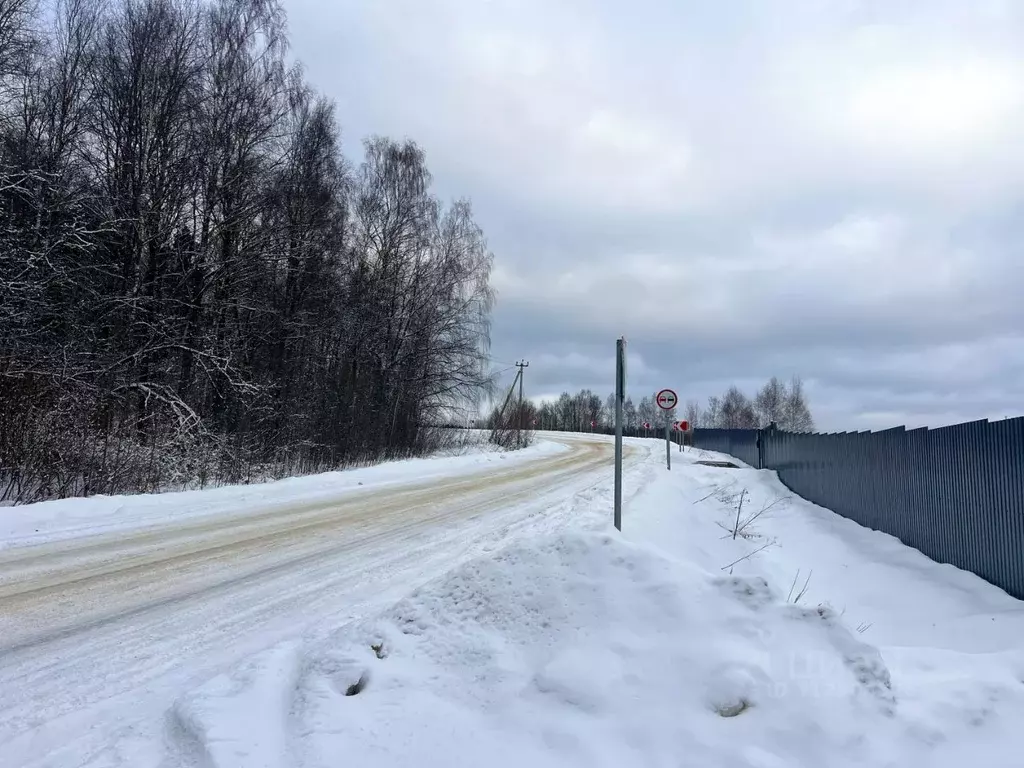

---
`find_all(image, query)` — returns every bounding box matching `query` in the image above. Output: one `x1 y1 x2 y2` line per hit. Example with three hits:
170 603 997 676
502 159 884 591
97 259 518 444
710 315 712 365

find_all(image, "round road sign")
656 388 678 410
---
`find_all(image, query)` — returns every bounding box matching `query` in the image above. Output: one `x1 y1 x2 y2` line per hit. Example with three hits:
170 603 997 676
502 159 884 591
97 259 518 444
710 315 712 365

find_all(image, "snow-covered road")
4 436 1024 767
0 434 650 767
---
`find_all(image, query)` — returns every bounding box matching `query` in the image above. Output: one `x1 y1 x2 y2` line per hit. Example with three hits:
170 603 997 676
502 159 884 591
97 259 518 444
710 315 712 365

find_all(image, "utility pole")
516 360 529 448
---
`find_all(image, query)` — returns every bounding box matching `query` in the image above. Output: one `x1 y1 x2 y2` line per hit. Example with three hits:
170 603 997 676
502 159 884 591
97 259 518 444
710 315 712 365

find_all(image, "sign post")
656 388 677 471
614 337 626 531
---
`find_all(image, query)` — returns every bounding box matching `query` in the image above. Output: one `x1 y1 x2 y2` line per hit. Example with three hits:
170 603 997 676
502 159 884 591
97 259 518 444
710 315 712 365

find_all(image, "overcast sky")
285 0 1024 431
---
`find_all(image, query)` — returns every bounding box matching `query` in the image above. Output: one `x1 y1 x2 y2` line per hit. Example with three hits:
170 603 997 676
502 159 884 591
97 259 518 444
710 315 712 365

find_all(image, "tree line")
0 0 495 503
508 376 814 435
689 376 814 432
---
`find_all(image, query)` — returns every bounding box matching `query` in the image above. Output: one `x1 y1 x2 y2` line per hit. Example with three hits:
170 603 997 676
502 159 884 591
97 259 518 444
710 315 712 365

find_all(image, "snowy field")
2 436 1024 766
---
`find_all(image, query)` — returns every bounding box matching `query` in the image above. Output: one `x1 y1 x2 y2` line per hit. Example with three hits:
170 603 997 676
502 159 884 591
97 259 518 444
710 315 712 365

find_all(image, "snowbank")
628 447 1024 653
0 435 568 550
169 523 1024 767
167 444 1024 768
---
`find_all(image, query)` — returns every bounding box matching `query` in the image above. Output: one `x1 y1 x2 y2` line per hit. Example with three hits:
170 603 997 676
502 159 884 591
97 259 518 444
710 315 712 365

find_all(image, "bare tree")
719 386 757 428
783 375 814 432
623 396 637 429
754 376 786 427
0 0 500 502
700 377 815 432
0 0 35 85
704 395 721 428
684 399 701 428
637 394 656 427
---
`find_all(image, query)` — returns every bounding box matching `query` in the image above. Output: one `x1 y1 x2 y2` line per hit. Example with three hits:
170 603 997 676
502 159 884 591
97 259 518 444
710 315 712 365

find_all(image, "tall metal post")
665 422 671 470
614 338 625 531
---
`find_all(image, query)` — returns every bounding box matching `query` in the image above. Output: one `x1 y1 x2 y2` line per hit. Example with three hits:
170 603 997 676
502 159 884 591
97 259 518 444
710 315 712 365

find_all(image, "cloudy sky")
285 0 1024 431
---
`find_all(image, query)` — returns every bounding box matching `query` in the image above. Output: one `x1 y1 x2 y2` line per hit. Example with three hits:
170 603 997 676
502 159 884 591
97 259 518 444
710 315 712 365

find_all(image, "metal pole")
665 422 671 470
614 337 625 531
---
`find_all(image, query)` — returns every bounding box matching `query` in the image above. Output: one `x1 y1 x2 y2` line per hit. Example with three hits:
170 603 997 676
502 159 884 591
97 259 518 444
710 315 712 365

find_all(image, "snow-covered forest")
0 0 495 503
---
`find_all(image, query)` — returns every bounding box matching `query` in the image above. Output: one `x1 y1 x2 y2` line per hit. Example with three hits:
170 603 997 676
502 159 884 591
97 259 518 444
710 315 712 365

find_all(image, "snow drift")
168 527 1024 768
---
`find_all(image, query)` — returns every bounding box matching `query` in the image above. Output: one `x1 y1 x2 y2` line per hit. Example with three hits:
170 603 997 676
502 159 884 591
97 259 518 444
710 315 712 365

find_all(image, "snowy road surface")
0 434 649 767
6 436 1023 767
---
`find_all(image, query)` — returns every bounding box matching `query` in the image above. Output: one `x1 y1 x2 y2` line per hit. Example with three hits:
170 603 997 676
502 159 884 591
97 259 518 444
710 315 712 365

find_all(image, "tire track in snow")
0 437 646 766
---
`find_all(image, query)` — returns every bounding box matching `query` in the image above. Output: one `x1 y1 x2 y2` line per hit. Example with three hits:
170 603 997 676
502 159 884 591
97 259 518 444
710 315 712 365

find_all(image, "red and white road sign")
656 388 678 410
643 421 651 429
679 420 689 431
591 420 596 428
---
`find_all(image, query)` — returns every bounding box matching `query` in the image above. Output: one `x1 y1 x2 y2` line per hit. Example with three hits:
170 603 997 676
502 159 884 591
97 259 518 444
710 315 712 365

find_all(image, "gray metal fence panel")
693 418 1024 599
691 428 760 468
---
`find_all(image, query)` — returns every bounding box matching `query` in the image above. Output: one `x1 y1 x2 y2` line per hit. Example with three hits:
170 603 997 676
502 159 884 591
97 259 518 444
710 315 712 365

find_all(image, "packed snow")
0 430 566 551
0 433 646 767
161 444 1024 768
3 436 1024 767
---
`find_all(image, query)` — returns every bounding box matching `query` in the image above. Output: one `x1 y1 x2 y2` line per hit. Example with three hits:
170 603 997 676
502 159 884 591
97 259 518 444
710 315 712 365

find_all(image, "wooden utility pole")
515 360 529 448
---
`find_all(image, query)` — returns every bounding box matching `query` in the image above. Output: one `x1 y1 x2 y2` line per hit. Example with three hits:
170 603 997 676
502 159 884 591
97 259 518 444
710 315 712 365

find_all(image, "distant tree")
604 392 616 426
557 391 573 434
532 400 553 430
637 395 656 427
700 376 814 432
783 375 814 432
511 379 818 437
581 389 602 428
623 397 638 429
684 399 701 428
754 376 787 427
704 395 721 428
719 386 757 429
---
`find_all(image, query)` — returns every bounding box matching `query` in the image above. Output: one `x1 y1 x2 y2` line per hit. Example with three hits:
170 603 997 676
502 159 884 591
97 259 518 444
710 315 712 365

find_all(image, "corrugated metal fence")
689 428 761 468
693 419 1024 600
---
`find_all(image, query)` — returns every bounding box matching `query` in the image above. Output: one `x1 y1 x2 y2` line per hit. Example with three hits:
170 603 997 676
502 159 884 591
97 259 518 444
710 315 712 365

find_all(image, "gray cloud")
286 0 1024 430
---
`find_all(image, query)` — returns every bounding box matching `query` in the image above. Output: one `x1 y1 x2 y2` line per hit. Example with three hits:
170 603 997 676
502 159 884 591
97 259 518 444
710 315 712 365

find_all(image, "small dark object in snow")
345 673 368 696
695 460 739 468
715 698 752 717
